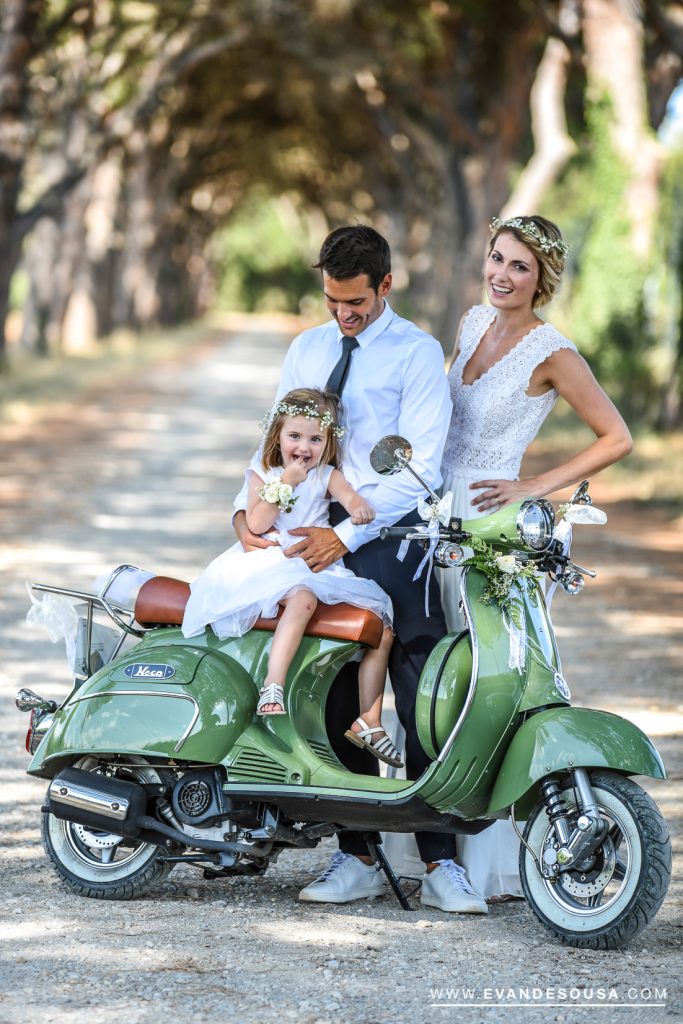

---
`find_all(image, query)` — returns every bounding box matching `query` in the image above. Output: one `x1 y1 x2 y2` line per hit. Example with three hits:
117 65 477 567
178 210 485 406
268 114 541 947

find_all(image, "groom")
233 225 487 913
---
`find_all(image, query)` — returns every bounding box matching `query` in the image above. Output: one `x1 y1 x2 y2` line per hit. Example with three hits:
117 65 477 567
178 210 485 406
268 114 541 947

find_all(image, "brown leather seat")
134 575 384 649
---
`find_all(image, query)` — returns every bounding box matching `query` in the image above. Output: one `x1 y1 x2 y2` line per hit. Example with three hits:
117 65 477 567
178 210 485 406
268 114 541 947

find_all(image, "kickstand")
363 833 416 911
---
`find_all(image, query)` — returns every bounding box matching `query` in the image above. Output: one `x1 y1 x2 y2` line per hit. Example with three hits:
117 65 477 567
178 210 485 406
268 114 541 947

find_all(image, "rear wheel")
520 771 671 949
42 756 173 900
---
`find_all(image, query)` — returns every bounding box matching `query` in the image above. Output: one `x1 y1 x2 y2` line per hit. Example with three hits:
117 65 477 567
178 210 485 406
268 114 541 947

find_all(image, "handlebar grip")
380 527 412 539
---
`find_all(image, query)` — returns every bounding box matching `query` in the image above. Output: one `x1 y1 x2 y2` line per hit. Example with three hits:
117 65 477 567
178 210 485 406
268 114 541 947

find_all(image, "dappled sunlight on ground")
0 315 680 1024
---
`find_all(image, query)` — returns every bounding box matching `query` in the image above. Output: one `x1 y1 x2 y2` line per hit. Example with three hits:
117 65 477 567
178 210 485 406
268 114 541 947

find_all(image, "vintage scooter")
17 437 671 949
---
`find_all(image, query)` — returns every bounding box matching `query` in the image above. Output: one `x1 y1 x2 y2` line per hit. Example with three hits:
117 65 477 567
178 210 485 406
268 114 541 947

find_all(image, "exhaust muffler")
46 766 146 837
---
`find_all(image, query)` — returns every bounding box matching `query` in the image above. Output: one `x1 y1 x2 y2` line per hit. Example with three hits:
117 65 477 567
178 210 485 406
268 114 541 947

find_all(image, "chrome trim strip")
436 567 479 763
49 776 129 821
69 690 200 753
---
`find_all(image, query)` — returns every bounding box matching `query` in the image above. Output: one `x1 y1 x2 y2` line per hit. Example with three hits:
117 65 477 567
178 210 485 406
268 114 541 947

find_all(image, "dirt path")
0 319 681 1024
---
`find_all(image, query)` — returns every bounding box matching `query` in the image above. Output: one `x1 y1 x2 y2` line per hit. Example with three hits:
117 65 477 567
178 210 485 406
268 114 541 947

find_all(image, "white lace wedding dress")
383 305 576 895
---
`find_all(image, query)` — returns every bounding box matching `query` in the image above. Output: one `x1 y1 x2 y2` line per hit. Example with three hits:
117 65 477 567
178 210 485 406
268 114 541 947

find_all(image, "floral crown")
260 400 345 439
490 216 570 259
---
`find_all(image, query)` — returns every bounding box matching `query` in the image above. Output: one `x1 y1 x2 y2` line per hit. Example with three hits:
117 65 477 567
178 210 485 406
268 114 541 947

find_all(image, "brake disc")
72 824 123 850
559 838 616 897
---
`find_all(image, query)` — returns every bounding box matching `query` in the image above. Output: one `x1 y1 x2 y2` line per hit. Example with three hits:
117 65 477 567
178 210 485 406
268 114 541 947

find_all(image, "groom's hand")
233 510 279 553
286 527 348 572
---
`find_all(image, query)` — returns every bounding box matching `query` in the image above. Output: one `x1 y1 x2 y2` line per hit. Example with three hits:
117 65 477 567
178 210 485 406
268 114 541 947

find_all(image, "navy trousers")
326 505 457 863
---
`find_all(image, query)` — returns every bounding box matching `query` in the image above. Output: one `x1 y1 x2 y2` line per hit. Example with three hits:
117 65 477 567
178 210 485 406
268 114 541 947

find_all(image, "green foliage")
543 98 656 422
648 143 683 427
211 196 319 313
461 536 539 627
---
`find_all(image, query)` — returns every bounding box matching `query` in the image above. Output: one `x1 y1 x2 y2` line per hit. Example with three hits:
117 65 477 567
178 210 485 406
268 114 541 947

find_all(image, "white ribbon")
411 520 440 617
398 493 453 617
417 491 453 527
546 519 572 610
546 504 606 608
562 503 607 525
505 610 527 672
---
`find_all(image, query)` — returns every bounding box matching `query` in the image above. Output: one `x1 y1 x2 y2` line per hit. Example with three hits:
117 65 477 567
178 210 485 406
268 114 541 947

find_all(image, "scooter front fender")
487 707 666 818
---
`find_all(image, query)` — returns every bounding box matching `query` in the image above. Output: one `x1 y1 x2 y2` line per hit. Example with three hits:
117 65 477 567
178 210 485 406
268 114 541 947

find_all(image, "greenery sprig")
461 536 539 627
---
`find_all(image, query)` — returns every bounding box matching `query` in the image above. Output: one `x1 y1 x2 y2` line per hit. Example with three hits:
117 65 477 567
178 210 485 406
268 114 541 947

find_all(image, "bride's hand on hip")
470 478 537 513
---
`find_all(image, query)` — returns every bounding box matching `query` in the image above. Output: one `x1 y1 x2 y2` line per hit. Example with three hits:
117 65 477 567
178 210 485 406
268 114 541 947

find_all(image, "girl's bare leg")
261 589 318 712
352 626 394 735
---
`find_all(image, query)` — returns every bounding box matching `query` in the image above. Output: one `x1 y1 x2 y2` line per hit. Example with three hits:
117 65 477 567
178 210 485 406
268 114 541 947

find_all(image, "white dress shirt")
235 300 452 552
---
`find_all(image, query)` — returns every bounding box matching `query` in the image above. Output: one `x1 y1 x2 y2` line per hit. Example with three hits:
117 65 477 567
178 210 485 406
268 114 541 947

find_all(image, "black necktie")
325 336 359 397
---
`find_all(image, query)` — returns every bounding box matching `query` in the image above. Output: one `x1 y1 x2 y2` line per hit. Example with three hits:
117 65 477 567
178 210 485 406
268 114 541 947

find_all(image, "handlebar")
380 527 414 538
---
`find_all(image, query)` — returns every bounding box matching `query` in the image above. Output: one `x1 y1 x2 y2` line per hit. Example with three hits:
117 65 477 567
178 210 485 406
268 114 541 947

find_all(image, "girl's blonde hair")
488 214 567 308
262 387 343 470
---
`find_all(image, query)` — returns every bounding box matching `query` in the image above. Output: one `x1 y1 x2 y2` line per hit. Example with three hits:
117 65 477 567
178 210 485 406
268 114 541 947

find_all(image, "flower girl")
182 388 401 767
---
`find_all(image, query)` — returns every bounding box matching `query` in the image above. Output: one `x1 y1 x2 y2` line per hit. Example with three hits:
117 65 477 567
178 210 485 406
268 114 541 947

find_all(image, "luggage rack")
32 565 146 682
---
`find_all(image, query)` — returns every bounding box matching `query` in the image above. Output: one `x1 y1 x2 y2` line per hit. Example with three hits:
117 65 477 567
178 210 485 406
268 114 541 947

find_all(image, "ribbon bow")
562 503 607 525
417 491 453 527
396 493 453 617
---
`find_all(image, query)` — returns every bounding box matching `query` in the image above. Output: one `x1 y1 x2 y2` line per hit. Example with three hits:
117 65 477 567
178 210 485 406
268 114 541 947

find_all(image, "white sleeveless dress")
182 464 393 640
444 304 576 896
383 305 577 893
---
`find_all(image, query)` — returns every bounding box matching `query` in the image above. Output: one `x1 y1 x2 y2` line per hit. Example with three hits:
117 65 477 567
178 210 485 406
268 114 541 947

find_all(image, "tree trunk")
582 0 663 257
0 0 43 364
501 36 576 217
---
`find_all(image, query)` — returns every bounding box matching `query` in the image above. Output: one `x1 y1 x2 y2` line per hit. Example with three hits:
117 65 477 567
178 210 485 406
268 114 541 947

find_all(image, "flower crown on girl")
259 397 345 440
259 387 345 472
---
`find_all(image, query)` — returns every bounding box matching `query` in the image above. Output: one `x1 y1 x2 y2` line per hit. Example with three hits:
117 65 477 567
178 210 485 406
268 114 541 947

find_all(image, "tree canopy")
2 0 683 424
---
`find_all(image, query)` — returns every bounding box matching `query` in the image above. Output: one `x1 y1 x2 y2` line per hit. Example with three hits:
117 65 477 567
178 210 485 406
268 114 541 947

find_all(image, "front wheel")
42 756 174 900
520 771 671 949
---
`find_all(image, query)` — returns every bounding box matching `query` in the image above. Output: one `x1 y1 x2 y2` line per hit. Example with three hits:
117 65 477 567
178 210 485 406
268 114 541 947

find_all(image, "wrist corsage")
259 481 297 513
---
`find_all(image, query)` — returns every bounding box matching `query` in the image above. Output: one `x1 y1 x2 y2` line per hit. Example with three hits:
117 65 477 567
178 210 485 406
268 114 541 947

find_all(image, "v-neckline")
460 310 545 387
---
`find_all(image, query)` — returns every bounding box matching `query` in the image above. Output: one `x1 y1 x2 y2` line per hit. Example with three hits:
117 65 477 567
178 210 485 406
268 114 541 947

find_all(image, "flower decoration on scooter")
460 537 540 672
461 536 539 626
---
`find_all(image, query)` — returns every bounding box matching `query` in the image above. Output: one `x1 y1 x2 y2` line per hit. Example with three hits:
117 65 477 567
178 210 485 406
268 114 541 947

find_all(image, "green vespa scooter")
17 437 670 949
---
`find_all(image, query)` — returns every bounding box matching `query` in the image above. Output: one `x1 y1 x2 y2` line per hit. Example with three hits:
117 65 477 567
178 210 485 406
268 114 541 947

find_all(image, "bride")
386 214 633 903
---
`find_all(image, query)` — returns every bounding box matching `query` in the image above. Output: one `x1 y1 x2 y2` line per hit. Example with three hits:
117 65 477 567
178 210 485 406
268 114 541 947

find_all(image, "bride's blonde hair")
488 215 567 308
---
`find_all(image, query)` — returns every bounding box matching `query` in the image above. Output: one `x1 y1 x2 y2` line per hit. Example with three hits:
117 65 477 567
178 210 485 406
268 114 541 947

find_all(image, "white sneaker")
420 860 488 914
298 851 386 904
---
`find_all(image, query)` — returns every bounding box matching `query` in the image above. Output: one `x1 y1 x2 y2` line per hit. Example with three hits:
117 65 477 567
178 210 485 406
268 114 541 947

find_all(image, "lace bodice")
442 305 577 477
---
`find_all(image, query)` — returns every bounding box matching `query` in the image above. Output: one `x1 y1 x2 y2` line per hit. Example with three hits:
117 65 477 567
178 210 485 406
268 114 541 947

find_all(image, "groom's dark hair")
314 225 391 292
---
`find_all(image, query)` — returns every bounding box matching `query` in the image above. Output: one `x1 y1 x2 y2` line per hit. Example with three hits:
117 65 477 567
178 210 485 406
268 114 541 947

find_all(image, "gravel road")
1 317 681 1023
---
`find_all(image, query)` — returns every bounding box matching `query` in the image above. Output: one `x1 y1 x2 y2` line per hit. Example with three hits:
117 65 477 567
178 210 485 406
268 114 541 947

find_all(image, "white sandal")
344 716 404 768
256 683 286 716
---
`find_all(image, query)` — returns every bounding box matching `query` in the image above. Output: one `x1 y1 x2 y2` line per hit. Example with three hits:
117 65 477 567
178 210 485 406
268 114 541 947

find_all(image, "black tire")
520 771 671 949
42 756 174 900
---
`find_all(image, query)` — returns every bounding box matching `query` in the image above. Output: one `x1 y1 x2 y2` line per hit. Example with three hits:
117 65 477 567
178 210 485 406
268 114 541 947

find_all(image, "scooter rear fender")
487 707 667 818
28 643 257 777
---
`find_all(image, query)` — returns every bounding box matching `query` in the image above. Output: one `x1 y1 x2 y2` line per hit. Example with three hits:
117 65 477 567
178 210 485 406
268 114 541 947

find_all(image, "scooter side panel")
418 571 527 817
487 706 667 817
28 646 256 776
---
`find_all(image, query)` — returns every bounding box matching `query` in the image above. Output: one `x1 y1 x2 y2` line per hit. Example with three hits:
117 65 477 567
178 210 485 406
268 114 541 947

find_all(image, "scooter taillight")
25 708 53 755
25 710 37 754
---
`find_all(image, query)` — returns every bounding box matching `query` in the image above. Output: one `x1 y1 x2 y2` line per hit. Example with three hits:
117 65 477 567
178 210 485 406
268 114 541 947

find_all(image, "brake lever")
567 560 597 579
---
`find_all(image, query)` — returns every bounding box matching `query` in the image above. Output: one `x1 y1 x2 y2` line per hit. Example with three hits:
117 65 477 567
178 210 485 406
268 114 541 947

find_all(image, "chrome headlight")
516 499 555 551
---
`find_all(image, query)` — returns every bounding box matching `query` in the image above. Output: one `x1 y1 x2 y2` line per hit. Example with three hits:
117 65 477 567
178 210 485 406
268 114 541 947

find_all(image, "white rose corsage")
259 480 297 513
